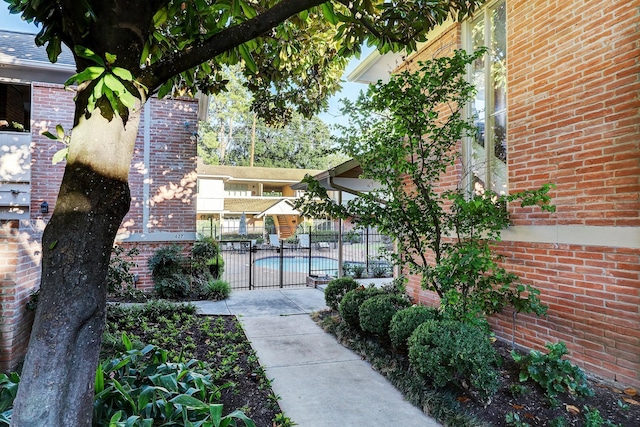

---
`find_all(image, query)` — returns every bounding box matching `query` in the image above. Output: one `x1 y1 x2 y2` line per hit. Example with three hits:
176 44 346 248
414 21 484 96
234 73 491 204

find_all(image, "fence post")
249 240 253 290
279 239 284 288
365 227 370 274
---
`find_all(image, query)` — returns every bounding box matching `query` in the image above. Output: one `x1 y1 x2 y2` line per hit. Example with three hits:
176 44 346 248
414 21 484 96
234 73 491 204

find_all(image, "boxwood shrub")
389 305 441 352
338 286 384 330
359 294 411 339
324 277 359 310
408 319 499 399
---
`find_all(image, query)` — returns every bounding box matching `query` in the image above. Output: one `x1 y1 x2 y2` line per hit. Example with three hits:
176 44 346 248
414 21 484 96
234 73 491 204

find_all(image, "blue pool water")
255 256 338 274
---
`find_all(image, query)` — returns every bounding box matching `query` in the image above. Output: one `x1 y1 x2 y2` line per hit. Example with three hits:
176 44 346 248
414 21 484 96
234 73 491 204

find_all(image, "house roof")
197 159 323 183
347 19 453 84
0 30 75 84
0 30 75 67
224 198 283 215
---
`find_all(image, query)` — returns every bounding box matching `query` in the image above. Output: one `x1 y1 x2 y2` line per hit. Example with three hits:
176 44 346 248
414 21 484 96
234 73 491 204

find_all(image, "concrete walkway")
192 288 440 427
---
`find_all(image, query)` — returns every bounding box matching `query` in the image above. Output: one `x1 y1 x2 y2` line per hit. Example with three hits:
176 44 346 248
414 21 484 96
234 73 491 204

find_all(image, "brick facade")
0 82 198 371
398 0 640 388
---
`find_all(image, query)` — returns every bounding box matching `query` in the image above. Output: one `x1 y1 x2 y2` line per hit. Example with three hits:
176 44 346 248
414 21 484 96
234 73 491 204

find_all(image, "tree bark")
11 107 141 426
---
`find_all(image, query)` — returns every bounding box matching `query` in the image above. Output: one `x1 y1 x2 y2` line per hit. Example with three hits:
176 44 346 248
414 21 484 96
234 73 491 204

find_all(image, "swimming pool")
255 256 338 275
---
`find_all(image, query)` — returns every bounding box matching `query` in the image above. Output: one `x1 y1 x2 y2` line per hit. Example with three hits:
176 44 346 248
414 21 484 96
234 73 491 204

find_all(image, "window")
0 83 31 132
465 0 507 195
224 183 249 197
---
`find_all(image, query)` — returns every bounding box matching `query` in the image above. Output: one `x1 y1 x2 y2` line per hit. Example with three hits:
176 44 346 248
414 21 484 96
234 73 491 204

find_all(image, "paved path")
193 288 441 427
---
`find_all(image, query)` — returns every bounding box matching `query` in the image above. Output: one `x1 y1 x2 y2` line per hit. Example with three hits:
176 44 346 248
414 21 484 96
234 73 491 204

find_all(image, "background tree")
200 65 347 168
296 50 553 324
4 0 484 425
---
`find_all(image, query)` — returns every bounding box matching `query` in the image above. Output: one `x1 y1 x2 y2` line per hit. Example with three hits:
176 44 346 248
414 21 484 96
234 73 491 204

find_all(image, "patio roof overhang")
291 158 381 196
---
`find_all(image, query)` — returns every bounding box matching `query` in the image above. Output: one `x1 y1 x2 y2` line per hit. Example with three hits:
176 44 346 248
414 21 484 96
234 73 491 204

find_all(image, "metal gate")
219 240 338 290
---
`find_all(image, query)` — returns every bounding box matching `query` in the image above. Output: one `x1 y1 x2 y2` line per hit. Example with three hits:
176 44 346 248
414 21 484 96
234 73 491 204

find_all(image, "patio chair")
298 234 310 249
269 234 280 251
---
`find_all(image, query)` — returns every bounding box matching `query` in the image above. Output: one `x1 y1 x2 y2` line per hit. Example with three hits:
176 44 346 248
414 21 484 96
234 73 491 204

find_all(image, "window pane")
490 2 507 195
470 15 486 193
490 111 507 195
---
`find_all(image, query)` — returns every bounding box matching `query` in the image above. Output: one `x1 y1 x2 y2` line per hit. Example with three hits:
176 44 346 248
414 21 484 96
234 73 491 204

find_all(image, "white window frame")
462 0 508 196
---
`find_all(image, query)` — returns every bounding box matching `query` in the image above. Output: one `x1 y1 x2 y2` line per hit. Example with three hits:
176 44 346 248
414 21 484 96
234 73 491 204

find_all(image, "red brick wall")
0 224 40 370
490 241 640 387
400 0 640 388
508 0 640 227
0 82 198 370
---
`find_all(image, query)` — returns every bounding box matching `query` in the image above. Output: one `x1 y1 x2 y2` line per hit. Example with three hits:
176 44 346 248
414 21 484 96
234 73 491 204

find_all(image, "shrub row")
325 277 499 398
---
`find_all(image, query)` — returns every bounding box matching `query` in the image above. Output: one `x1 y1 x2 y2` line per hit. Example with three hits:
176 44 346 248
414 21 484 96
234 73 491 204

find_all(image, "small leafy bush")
192 238 225 279
371 264 389 278
351 264 366 278
207 279 231 301
107 245 139 294
338 286 384 330
359 294 411 339
155 272 191 299
408 319 499 399
324 277 358 310
511 341 593 403
389 305 441 352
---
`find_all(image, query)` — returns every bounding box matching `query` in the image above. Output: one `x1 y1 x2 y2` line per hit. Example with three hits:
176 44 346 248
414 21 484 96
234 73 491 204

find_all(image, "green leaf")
238 44 257 73
64 66 105 87
105 52 117 64
55 124 65 139
320 3 339 25
170 394 208 409
41 131 58 140
52 147 68 165
95 363 105 394
74 46 105 66
112 67 134 81
121 332 132 351
49 240 58 250
239 1 257 19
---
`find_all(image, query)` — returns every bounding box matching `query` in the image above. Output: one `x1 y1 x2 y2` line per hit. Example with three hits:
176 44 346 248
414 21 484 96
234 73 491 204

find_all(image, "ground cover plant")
313 303 640 427
101 301 288 426
1 301 290 426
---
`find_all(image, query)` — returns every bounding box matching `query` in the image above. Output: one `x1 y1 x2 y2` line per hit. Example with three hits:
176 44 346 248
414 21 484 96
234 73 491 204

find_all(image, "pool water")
255 256 338 274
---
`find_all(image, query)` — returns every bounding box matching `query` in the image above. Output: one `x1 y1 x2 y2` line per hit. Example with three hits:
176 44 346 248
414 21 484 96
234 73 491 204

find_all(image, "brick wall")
0 223 40 370
0 82 198 370
399 0 640 388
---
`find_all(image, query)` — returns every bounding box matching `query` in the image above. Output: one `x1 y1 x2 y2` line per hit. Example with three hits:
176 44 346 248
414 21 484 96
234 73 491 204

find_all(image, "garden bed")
312 309 640 427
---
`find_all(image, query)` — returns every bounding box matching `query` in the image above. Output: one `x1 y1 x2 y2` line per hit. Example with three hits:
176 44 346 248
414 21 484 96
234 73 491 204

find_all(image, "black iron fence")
216 229 394 290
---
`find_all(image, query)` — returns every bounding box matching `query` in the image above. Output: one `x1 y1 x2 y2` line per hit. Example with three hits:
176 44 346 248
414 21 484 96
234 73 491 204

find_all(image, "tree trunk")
11 107 141 426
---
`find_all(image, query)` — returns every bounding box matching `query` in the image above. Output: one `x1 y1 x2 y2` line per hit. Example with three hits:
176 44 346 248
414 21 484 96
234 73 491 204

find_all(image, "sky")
0 9 371 129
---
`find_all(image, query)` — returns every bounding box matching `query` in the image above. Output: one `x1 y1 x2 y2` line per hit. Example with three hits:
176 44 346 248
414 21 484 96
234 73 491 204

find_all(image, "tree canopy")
7 0 485 124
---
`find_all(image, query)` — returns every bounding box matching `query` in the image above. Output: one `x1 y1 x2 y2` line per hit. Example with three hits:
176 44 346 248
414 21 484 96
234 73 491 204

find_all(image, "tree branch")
141 0 328 90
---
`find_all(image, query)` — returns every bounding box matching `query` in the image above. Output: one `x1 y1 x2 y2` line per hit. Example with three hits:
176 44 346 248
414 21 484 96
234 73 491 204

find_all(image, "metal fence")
216 228 394 290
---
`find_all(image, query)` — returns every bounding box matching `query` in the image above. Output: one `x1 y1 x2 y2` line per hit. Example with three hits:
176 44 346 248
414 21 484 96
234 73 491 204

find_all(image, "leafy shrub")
324 277 358 310
359 294 411 339
389 305 441 351
191 237 220 268
351 264 366 278
371 264 389 278
107 245 140 294
149 244 185 280
408 319 499 398
338 286 384 330
207 279 231 301
511 342 593 403
155 272 190 299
